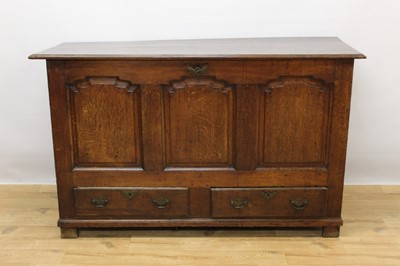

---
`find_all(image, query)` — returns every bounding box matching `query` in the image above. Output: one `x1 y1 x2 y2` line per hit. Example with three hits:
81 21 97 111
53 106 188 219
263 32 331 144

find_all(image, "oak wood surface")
260 76 332 167
69 77 141 167
46 61 75 220
140 84 165 171
60 227 78 239
235 84 259 170
163 76 233 167
63 60 337 85
326 60 354 218
189 188 211 217
1 185 399 265
71 167 328 187
29 37 366 60
58 218 342 228
74 187 189 218
211 188 327 218
31 38 365 238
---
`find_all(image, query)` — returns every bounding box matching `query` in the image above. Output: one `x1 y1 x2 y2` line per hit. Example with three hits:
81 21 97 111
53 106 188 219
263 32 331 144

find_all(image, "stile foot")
322 226 340 237
60 227 79 238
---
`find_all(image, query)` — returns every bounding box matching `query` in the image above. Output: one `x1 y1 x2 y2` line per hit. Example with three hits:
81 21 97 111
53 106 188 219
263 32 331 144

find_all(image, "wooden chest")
29 37 365 238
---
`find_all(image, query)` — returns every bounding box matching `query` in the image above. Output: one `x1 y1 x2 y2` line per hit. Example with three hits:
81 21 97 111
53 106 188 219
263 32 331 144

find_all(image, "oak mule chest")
29 37 365 238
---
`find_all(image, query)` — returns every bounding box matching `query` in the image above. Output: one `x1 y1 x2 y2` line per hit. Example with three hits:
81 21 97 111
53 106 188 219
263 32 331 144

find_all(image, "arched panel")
163 76 234 168
67 77 141 168
260 76 333 167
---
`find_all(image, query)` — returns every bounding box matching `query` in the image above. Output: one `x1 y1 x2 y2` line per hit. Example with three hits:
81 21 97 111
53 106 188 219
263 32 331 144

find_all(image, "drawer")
74 187 188 218
211 187 327 218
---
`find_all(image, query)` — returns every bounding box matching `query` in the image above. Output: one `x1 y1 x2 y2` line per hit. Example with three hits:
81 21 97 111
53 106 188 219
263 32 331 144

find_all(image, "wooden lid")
29 37 366 60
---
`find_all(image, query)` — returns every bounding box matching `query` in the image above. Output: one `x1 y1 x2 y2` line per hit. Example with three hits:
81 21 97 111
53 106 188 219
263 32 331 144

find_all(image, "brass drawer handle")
186 64 208 76
153 198 170 209
91 198 109 208
121 190 138 199
260 191 278 200
290 198 309 210
230 198 248 209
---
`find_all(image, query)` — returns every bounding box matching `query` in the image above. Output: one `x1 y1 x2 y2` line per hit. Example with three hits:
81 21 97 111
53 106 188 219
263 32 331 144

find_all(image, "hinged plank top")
29 37 366 60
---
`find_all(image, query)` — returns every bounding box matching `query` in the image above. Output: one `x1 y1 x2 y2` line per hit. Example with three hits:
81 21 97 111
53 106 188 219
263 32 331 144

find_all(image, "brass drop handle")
260 191 278 200
121 190 138 199
91 198 109 208
153 198 170 209
186 64 208 76
290 198 308 210
230 198 248 209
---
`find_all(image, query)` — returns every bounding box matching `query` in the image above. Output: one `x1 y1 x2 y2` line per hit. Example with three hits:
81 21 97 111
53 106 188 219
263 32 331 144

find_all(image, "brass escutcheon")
260 191 278 200
121 190 138 199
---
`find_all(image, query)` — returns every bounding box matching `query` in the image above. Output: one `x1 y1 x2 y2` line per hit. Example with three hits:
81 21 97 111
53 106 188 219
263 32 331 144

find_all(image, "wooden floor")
1 185 400 265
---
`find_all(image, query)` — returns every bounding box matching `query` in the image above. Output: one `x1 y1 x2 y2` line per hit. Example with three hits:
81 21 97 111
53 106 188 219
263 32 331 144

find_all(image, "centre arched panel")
163 77 234 168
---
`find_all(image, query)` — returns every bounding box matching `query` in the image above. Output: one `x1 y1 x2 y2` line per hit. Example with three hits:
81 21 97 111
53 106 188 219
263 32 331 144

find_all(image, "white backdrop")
1 0 399 184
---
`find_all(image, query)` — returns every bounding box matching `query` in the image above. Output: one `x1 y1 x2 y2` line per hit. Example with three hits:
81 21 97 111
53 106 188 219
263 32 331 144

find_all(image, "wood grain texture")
244 60 337 84
322 226 340 237
211 188 327 218
69 76 142 167
326 60 355 218
189 188 211 217
260 76 333 167
63 60 337 86
140 84 165 171
74 187 188 218
46 61 75 219
163 76 234 167
72 168 328 187
31 38 364 238
29 37 366 60
3 185 400 265
235 84 259 170
58 218 342 228
60 227 78 239
64 60 245 85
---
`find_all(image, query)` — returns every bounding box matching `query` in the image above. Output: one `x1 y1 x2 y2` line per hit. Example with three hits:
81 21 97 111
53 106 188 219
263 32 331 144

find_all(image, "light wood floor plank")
1 185 400 265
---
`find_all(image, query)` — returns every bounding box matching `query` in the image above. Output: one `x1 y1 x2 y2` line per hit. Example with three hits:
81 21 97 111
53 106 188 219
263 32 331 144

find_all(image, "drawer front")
74 187 188 218
211 188 327 218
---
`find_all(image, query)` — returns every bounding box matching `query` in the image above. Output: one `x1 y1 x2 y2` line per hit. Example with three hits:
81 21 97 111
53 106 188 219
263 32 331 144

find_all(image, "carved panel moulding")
264 75 334 93
164 76 233 95
66 76 139 93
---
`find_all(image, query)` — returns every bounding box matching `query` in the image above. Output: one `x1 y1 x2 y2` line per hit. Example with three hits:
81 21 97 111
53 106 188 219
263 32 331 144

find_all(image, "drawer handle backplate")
153 198 170 209
260 191 278 200
290 198 309 210
230 198 248 209
91 198 109 208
